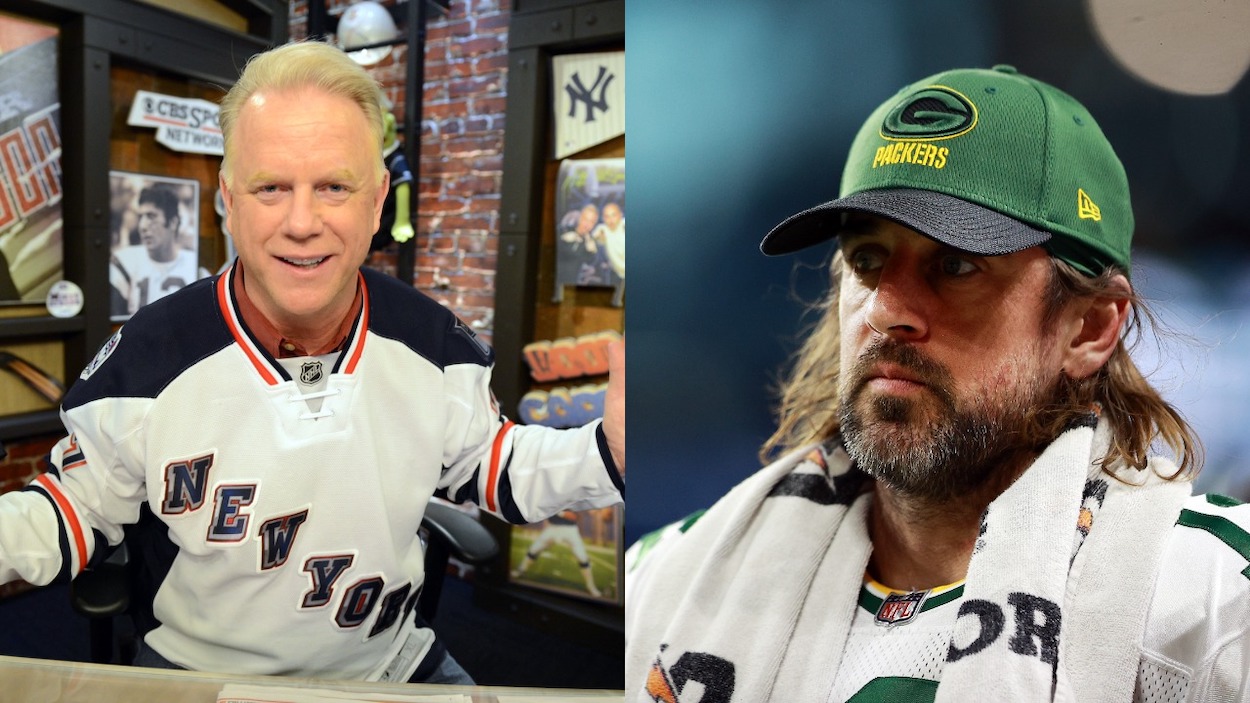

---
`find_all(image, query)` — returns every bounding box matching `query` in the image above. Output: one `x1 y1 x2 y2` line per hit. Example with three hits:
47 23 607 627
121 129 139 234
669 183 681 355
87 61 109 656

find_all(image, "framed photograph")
553 158 625 305
0 19 61 305
109 171 206 321
508 505 622 605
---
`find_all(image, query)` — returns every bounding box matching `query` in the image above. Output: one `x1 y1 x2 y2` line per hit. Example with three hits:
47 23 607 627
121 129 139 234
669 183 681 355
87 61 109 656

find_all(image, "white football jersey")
111 245 204 314
628 494 1250 702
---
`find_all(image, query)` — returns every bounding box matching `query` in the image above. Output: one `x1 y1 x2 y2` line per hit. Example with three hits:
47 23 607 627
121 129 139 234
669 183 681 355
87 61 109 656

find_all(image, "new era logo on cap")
1077 188 1101 222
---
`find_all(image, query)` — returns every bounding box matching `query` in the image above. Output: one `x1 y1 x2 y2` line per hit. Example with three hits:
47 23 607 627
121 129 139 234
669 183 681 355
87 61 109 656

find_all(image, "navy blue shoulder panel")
361 267 494 369
63 276 233 410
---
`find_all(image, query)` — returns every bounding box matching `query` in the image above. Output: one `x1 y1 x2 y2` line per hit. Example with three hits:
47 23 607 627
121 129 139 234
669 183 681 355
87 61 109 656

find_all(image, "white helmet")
337 2 399 66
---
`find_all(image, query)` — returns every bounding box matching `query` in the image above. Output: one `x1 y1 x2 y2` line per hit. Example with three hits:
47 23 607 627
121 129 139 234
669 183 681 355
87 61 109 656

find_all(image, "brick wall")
0 435 52 495
289 0 510 345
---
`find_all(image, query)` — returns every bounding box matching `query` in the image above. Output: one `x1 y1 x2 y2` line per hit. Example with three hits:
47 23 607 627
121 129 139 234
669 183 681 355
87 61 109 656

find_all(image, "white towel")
627 419 1191 702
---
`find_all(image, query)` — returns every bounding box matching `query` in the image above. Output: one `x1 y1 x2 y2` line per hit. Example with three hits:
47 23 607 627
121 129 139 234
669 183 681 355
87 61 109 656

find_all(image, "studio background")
627 0 1250 544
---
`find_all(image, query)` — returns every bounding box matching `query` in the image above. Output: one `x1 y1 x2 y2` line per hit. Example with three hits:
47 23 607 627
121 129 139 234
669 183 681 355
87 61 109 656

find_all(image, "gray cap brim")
759 188 1053 256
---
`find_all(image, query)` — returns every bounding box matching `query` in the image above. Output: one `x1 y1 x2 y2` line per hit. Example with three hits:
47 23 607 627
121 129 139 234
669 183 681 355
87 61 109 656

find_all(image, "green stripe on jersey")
628 509 709 572
858 588 883 614
1177 508 1250 580
919 585 965 611
628 529 665 572
858 584 966 615
679 509 707 533
846 676 938 702
1206 494 1244 508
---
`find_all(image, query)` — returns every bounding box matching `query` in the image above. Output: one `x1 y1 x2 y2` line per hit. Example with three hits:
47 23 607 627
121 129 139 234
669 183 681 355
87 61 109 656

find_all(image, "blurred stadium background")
628 0 1250 544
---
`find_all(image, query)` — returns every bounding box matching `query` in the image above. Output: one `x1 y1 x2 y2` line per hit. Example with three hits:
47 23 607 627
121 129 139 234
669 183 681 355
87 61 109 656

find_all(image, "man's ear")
1061 274 1131 379
218 172 234 235
218 173 233 211
372 169 391 230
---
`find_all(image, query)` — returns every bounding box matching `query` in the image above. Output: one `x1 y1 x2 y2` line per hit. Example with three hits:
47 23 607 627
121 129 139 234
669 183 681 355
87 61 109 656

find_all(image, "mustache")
845 340 957 410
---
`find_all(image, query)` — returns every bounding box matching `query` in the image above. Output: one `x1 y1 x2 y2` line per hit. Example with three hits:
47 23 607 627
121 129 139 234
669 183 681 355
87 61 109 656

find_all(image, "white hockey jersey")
0 265 623 680
627 495 1250 702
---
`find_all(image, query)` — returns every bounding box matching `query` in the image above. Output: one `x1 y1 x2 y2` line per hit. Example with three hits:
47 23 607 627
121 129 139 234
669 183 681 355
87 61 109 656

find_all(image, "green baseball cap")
760 65 1133 277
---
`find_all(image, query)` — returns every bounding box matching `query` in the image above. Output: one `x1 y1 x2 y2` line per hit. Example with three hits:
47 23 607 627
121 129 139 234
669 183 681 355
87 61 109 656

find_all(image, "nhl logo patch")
875 589 926 627
81 330 122 380
299 360 324 385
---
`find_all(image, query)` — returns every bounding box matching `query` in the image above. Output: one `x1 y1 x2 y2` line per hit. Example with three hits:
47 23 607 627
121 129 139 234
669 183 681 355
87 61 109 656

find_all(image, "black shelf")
0 410 62 442
472 580 623 655
0 316 84 339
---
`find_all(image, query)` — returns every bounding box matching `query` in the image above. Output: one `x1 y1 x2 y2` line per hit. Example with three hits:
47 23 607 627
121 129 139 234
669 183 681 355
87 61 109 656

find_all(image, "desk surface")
0 655 624 702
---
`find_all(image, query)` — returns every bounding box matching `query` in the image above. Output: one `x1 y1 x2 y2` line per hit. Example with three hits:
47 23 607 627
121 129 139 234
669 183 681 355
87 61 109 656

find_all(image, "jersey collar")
215 261 370 385
858 576 966 618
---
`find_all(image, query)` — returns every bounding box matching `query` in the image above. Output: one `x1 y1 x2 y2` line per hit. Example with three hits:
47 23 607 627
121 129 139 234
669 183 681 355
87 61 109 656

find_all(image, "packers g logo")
880 86 977 141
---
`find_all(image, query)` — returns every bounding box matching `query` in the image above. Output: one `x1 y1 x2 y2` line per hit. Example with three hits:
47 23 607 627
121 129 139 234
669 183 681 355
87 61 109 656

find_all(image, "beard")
839 339 1058 503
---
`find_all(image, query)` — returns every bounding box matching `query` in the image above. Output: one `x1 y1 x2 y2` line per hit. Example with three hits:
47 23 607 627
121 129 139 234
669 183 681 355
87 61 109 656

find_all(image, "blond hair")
761 255 1202 480
219 40 386 184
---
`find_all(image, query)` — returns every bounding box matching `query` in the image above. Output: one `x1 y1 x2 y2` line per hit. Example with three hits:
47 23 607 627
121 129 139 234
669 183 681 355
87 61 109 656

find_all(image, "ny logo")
566 66 615 123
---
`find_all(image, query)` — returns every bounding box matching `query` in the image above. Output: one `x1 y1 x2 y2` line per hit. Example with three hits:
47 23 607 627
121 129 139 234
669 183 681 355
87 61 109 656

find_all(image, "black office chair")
70 500 498 664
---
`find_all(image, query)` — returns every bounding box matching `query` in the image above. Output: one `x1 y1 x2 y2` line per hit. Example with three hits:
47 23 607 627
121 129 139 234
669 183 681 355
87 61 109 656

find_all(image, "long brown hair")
760 254 1203 480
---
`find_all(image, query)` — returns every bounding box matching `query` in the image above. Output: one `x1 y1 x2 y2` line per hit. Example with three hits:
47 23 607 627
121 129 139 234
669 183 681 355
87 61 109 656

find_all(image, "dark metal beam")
398 0 450 287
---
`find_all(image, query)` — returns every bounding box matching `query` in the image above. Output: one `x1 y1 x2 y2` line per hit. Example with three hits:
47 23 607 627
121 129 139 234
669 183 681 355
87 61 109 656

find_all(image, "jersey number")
134 275 188 307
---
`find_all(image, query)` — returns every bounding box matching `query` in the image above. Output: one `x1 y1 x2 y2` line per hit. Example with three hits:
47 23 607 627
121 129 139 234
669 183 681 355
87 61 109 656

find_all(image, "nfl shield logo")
299 360 324 385
875 590 926 626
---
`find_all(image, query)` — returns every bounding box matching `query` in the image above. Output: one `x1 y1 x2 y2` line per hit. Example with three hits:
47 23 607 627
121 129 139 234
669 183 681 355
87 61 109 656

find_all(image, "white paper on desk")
490 690 622 695
218 683 470 703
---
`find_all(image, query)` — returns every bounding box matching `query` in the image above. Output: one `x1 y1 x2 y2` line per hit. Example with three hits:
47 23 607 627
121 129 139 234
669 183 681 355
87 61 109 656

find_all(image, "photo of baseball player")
510 507 620 603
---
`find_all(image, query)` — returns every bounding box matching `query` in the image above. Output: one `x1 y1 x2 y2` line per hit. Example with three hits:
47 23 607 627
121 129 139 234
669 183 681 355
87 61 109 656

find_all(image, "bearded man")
625 66 1250 703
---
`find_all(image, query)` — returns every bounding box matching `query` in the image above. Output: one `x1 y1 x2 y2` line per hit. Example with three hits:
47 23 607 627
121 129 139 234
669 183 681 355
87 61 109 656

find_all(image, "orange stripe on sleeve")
485 421 515 513
63 435 87 471
34 475 89 576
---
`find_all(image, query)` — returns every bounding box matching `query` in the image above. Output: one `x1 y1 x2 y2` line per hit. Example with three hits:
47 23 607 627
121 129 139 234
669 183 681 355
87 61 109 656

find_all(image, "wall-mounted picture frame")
108 171 207 321
508 505 622 605
0 19 62 305
553 158 625 306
